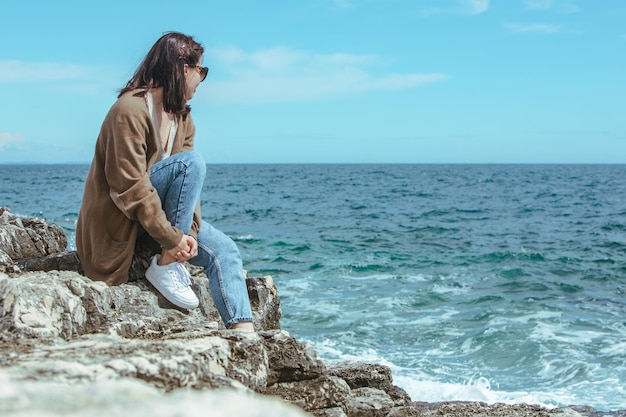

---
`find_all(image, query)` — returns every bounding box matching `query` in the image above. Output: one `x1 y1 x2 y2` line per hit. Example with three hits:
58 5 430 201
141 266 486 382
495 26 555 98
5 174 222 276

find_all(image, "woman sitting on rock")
76 32 254 331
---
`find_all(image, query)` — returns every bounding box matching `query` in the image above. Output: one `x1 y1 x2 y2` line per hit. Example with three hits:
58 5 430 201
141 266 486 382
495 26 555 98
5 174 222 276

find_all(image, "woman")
76 32 254 331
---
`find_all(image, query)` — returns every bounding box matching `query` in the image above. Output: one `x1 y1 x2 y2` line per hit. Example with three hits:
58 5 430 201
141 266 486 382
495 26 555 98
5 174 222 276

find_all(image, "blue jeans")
143 150 253 328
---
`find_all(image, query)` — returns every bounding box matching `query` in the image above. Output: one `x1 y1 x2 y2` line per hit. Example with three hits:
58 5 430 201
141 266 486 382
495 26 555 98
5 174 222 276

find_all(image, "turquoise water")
1 163 625 411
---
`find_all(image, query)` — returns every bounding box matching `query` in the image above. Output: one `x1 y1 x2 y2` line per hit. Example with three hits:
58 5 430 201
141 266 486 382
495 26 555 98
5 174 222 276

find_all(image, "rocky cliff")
0 207 622 417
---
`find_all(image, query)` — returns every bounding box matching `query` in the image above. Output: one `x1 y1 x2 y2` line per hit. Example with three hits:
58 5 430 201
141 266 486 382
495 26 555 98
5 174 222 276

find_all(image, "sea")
1 163 625 412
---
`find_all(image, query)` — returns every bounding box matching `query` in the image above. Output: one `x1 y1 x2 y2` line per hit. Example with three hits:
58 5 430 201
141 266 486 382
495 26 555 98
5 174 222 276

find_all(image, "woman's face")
184 57 205 100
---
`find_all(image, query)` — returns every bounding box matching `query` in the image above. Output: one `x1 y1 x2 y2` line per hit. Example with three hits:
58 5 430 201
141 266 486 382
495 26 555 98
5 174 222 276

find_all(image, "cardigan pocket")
94 232 132 275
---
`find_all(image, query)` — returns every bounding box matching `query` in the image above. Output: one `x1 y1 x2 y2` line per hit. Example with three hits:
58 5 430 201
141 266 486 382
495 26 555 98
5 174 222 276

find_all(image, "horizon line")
1 161 625 166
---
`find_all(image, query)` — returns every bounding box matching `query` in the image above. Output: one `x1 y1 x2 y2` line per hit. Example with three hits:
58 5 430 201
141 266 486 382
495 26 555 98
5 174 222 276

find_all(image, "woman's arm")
102 98 183 249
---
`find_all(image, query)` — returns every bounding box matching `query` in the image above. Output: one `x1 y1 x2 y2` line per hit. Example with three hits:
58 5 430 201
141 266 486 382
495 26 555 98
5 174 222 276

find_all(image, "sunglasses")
189 64 209 82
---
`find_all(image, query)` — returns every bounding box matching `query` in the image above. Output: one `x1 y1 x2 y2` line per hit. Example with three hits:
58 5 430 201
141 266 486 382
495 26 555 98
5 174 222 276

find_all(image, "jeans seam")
151 158 190 231
199 241 235 322
173 160 189 231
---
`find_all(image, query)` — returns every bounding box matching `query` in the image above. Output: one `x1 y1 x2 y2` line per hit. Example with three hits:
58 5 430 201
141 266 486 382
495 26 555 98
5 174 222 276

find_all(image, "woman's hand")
164 234 198 263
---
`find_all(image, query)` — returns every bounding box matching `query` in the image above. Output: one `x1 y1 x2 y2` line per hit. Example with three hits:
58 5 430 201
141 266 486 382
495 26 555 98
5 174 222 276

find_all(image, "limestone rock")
15 249 282 331
344 387 395 417
0 375 311 417
0 271 92 339
260 329 326 385
266 375 352 412
0 270 279 341
0 250 14 271
0 207 67 271
412 401 588 417
327 361 394 392
248 275 282 331
311 408 348 417
327 361 411 407
1 330 269 392
17 250 83 274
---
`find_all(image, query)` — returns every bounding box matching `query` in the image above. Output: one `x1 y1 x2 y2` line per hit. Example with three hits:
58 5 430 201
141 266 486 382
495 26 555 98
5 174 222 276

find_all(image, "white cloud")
421 0 490 16
203 46 448 105
0 132 25 150
0 60 94 83
210 46 381 73
504 22 565 34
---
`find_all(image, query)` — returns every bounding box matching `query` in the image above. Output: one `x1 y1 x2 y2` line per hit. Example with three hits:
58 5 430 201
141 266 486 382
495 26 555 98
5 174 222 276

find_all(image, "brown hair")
119 32 204 117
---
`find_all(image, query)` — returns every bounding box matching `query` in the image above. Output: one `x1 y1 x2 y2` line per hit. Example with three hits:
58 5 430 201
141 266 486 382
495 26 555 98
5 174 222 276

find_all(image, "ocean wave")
394 375 577 409
479 251 546 263
431 283 470 296
232 234 255 241
601 222 626 231
312 339 578 409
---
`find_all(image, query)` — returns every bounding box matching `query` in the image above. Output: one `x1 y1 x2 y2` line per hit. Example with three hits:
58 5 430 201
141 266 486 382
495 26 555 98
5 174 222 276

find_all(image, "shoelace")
172 263 192 287
164 263 192 288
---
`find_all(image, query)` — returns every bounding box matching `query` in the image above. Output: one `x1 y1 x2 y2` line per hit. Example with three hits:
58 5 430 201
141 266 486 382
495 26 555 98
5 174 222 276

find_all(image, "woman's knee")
222 234 241 258
181 150 206 178
198 223 241 260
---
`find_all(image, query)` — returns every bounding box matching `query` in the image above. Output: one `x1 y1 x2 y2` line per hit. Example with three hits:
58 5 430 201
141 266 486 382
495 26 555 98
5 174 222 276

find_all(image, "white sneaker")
145 255 199 309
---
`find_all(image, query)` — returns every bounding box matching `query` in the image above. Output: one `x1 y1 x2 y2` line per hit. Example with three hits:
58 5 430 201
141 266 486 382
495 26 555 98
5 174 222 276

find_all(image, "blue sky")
0 0 624 164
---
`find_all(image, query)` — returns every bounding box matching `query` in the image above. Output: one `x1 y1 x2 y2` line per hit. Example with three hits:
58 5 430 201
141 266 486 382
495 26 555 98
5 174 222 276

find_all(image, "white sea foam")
488 310 562 327
338 273 435 284
312 340 579 409
530 322 604 345
314 340 399 366
394 315 441 327
403 274 429 282
233 234 255 241
431 283 470 295
394 375 576 409
600 341 626 356
279 278 313 293
342 273 397 281
370 296 406 310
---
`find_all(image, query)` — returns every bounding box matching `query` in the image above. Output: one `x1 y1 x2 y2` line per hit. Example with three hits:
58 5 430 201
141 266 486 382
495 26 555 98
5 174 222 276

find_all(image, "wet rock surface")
1 208 624 417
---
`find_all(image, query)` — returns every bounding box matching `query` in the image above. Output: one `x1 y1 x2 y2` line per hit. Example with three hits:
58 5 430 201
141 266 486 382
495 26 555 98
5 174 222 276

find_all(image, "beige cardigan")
76 89 201 285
